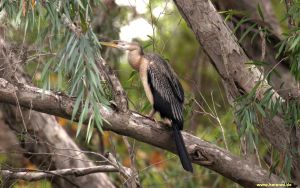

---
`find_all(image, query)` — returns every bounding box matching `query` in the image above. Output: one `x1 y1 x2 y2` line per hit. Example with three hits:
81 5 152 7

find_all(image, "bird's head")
99 40 140 51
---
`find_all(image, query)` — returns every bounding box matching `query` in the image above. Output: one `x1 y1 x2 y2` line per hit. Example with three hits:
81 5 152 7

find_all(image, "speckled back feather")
145 53 184 125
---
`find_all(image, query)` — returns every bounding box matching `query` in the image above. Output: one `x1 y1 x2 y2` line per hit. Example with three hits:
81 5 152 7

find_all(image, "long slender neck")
127 48 143 70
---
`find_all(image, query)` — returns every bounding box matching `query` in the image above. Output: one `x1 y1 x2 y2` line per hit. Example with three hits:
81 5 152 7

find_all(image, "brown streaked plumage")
99 40 193 173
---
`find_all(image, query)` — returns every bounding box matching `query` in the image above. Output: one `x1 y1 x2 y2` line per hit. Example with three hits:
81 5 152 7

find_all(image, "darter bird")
99 40 193 172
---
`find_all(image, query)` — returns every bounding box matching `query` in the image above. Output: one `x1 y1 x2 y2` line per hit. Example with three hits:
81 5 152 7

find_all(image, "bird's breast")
139 60 154 105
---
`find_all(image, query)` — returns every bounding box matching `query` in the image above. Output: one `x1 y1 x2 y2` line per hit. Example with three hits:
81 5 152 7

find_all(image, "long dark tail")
172 122 193 173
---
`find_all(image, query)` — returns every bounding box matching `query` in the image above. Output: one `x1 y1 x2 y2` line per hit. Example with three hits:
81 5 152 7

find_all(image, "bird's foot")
161 119 172 127
147 109 156 120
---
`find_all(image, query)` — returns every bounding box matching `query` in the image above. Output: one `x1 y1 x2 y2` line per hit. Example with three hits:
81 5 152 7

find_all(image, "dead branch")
0 166 117 181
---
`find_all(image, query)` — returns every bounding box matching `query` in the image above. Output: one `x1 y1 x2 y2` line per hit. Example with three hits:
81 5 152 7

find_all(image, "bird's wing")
146 54 184 102
146 54 184 121
164 64 184 103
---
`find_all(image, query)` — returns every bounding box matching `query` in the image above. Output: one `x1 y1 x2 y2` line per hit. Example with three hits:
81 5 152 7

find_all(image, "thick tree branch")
1 166 118 181
0 78 284 188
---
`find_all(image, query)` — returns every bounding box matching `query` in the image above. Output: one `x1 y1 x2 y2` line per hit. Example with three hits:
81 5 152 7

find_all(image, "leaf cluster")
1 0 109 142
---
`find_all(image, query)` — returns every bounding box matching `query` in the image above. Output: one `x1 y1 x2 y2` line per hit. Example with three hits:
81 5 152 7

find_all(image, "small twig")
13 91 27 132
61 14 82 37
155 0 170 22
258 26 266 61
122 136 140 188
253 140 262 167
193 93 229 150
25 52 57 63
210 92 229 151
148 1 156 51
161 18 182 54
105 152 133 181
0 165 118 181
266 57 288 78
122 155 177 186
284 0 295 29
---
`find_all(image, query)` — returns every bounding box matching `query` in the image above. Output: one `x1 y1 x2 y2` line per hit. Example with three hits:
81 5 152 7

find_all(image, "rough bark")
216 0 299 101
0 78 284 188
172 0 300 184
173 0 276 100
0 32 115 188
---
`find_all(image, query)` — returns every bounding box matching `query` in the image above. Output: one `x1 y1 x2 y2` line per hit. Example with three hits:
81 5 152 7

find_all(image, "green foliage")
1 0 110 143
235 77 300 180
282 153 293 181
274 1 300 81
219 9 245 22
235 83 262 152
221 7 272 47
276 30 300 80
286 0 300 23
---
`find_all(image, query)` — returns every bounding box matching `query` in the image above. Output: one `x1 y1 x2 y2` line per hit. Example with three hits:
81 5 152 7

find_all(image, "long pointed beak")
99 41 118 48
